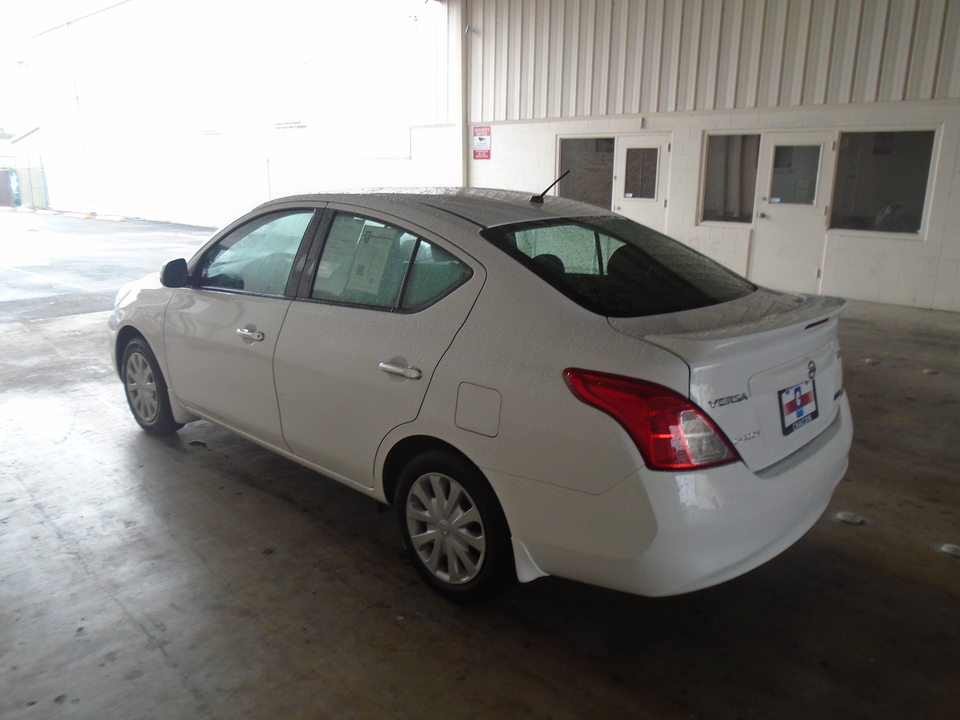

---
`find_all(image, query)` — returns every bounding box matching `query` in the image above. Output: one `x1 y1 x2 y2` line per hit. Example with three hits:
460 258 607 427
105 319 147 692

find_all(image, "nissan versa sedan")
109 188 852 603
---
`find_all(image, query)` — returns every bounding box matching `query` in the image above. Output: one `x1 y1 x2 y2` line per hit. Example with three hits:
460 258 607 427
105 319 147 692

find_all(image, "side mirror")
160 258 189 288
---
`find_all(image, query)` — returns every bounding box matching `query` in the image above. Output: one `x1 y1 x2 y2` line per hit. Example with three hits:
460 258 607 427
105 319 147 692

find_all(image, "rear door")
274 208 484 488
164 209 318 448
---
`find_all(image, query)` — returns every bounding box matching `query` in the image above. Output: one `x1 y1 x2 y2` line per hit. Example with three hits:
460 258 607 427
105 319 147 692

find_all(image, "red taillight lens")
563 369 739 470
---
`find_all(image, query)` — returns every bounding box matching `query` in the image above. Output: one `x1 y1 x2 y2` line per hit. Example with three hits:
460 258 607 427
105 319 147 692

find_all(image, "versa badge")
708 393 748 409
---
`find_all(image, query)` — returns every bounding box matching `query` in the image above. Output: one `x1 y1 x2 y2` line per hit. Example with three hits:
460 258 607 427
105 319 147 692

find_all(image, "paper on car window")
314 216 365 296
345 226 397 295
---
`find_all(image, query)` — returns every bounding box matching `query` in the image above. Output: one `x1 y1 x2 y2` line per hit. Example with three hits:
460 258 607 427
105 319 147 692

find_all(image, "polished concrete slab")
1 302 958 719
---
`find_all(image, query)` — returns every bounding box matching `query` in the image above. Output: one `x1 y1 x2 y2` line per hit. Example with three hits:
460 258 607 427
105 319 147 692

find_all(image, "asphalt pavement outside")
0 210 958 719
0 209 214 323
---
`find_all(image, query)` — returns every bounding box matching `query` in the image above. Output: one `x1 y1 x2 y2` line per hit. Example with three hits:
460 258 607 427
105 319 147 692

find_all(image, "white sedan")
109 188 852 603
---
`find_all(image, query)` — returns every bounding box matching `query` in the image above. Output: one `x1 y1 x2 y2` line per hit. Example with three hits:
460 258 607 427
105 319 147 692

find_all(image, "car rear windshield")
481 217 756 317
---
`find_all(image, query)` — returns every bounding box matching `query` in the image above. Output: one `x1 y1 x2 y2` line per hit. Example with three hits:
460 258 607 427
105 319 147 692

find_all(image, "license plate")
778 380 819 436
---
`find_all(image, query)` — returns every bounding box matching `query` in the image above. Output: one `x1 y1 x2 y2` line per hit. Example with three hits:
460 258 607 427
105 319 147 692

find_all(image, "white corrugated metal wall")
465 0 960 122
457 0 960 310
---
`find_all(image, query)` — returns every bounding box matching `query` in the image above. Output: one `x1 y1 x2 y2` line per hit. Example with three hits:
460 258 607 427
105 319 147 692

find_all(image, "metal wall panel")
464 0 960 122
942 0 960 96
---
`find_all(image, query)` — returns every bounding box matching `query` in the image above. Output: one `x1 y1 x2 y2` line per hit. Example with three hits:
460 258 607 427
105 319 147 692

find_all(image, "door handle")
758 212 767 219
236 328 265 342
379 362 422 380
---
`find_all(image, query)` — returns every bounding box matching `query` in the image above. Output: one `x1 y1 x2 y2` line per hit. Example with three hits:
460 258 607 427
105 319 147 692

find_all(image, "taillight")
563 369 739 470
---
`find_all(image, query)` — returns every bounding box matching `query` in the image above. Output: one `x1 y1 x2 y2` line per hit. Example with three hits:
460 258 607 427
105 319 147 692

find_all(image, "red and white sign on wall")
473 126 491 160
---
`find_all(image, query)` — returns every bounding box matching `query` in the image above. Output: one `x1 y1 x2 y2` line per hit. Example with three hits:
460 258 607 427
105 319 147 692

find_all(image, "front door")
165 292 292 447
164 209 317 448
613 134 671 233
750 132 837 294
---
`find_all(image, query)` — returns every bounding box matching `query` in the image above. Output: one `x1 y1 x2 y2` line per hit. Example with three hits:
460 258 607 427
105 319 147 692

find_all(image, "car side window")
199 211 314 296
401 241 472 310
311 214 419 307
311 213 473 311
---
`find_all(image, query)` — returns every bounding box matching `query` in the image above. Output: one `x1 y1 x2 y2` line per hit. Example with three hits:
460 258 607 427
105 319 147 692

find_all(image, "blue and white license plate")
778 380 819 436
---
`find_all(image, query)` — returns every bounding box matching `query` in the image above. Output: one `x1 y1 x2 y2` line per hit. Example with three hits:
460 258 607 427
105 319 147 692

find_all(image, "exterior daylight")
109 189 853 601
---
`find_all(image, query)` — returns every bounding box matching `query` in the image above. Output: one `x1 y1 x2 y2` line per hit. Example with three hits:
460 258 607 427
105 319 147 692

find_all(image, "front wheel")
121 337 183 435
395 450 515 603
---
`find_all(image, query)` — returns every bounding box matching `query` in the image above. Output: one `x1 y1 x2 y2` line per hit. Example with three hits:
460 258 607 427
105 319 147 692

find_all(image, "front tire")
121 337 183 435
395 450 515 603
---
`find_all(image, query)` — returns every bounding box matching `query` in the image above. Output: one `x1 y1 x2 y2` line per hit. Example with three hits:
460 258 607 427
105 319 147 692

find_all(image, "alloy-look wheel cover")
125 352 159 423
406 472 486 584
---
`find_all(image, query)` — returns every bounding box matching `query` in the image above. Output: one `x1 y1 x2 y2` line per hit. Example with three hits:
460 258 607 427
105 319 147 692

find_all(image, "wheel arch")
114 325 145 379
115 325 198 426
388 435 524 601
381 435 475 508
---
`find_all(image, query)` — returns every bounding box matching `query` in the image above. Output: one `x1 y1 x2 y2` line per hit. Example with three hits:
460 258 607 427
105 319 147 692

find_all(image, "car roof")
253 187 614 229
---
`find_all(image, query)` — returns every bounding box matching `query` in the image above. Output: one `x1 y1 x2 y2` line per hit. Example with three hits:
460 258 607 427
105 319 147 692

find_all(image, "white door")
165 292 292 447
163 209 317 448
750 132 837 294
273 210 483 489
613 134 671 233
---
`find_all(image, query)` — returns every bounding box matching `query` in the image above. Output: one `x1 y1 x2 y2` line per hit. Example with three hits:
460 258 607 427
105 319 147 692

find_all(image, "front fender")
109 277 198 425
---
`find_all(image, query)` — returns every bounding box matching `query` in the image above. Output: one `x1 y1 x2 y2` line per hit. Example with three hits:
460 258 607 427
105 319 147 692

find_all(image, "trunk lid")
609 289 847 472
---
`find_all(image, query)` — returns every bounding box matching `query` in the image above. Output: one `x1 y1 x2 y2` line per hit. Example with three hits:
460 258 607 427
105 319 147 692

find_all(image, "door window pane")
401 241 472 310
624 148 658 199
701 134 760 222
770 145 820 205
830 130 934 232
312 213 417 308
558 137 614 209
199 211 314 296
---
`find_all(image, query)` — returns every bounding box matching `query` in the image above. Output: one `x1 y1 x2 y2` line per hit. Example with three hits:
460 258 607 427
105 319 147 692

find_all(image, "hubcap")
406 472 486 585
125 351 159 423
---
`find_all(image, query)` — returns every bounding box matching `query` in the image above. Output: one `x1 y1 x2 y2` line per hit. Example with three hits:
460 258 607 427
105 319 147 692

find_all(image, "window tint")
483 218 755 318
830 130 934 233
402 241 471 310
701 134 760 223
513 224 606 274
312 214 418 307
200 211 314 295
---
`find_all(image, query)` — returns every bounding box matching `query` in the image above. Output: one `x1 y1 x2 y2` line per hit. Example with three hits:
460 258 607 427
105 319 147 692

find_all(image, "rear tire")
121 337 183 435
395 450 515 603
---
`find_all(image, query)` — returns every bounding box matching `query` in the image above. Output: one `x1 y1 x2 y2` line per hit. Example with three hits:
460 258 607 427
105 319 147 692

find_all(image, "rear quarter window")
402 241 472 310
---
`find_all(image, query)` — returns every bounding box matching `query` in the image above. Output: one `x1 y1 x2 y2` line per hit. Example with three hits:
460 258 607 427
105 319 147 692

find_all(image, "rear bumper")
630 395 851 595
495 395 852 596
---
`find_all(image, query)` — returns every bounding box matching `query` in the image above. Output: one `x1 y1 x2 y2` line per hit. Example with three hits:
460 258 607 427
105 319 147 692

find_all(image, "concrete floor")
1 300 958 718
